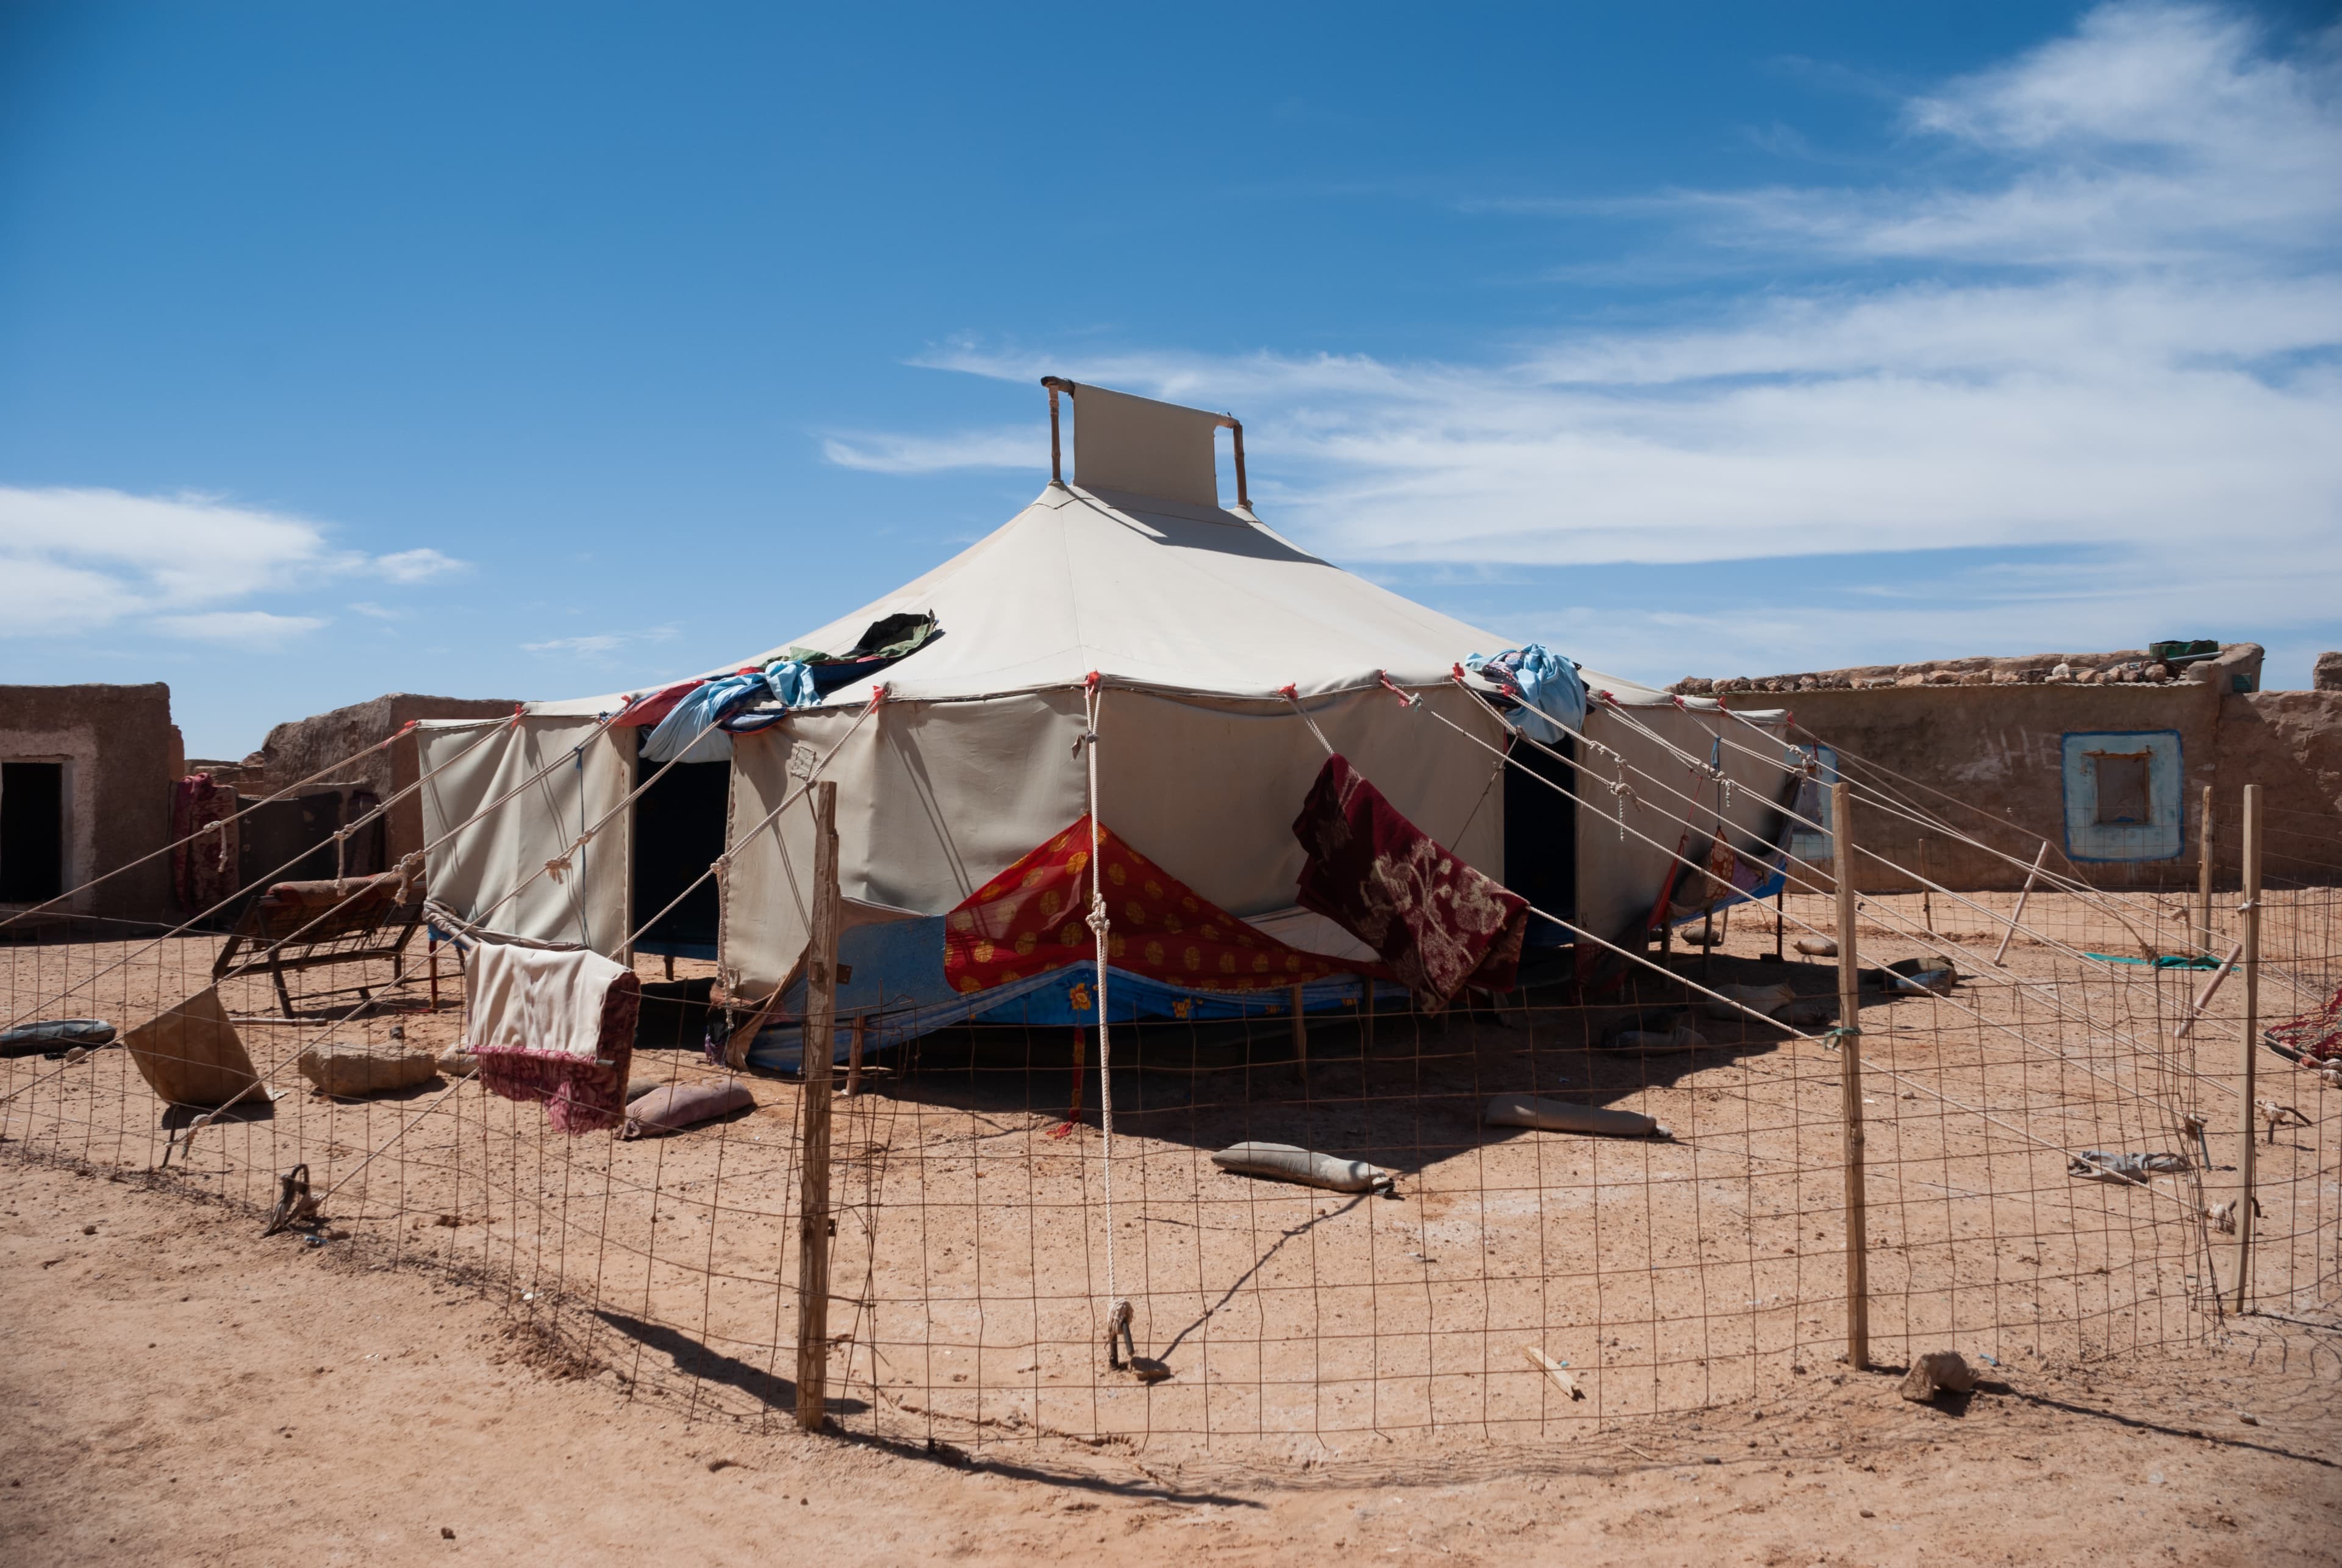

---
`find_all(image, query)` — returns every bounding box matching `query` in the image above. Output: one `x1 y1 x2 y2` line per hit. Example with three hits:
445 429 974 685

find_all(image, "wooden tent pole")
1991 842 2048 969
1833 781 1870 1372
795 780 841 1431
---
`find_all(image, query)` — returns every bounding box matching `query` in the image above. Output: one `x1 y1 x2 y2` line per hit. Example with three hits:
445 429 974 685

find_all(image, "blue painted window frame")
2060 729 2184 862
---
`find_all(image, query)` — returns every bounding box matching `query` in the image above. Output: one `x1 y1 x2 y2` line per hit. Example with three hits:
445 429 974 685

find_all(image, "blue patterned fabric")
1465 643 1586 743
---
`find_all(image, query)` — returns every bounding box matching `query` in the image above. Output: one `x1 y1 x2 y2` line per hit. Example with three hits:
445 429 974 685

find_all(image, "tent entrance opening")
632 747 728 958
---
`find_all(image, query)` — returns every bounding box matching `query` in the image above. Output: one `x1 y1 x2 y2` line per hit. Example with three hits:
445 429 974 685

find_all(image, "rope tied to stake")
1821 1026 1861 1051
1079 674 1131 1361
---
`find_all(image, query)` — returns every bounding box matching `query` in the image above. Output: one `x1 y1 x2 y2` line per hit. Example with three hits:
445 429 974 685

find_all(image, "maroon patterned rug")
1291 754 1527 1011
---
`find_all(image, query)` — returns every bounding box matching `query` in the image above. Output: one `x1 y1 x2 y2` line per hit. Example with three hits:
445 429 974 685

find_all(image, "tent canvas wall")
415 381 1786 1042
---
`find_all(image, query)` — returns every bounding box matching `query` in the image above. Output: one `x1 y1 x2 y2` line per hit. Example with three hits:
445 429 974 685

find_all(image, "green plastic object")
2148 639 2219 665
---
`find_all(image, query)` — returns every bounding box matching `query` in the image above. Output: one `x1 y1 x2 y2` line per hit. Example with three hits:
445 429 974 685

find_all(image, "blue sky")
2 2 2337 756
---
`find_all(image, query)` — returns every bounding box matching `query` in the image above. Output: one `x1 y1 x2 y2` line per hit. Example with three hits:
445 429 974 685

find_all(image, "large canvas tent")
415 382 1791 1056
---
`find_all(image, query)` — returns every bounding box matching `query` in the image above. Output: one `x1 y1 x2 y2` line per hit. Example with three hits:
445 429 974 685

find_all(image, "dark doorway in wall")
633 747 728 958
1502 736 1575 943
1 761 66 903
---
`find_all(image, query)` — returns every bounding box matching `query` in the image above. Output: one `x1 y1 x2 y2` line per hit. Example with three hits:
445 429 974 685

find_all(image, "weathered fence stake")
795 780 841 1431
1833 781 1870 1372
1991 841 2049 969
2229 783 2261 1314
845 1011 865 1098
2197 784 2216 955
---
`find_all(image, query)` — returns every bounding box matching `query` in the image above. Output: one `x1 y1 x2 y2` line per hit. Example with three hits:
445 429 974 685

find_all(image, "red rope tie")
1084 670 1102 694
1276 682 1299 701
1377 671 1420 708
867 682 890 711
509 703 526 727
1451 663 1470 684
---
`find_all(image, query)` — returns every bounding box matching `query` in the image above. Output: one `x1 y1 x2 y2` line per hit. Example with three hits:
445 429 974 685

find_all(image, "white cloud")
0 485 471 640
521 626 680 656
371 547 466 583
845 5 2341 674
821 426 1043 474
151 610 328 646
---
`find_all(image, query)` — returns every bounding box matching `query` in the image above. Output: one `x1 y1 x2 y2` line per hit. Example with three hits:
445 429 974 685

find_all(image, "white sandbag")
1700 983 1795 1021
296 1043 440 1097
1211 1142 1391 1193
437 1048 479 1078
1484 1093 1669 1140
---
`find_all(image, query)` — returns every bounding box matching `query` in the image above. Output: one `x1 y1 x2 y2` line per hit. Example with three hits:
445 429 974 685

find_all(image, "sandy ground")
4 884 2338 1562
4 1153 2338 1566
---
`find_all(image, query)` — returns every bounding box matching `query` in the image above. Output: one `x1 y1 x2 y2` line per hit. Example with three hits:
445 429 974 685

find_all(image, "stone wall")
0 683 177 924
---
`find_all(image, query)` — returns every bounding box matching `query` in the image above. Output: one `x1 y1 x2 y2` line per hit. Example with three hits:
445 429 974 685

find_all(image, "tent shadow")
865 950 1833 1175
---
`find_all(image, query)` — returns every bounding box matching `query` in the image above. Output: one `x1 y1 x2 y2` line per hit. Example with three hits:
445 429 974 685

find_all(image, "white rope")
1081 678 1125 1341
1280 684 1337 757
1430 686 2235 1113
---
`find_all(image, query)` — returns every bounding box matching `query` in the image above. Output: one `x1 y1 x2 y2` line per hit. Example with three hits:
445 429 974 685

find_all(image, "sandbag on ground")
1211 1142 1392 1193
1484 1093 1669 1140
0 1019 116 1057
621 1079 756 1139
295 1044 440 1097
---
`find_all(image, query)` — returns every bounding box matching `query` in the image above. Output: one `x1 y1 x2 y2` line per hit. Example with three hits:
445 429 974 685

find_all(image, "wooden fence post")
2197 785 2216 956
2229 784 2261 1314
1833 781 1870 1372
795 780 842 1431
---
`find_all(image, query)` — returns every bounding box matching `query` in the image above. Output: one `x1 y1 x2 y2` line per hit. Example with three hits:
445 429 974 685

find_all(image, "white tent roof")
529 482 1673 717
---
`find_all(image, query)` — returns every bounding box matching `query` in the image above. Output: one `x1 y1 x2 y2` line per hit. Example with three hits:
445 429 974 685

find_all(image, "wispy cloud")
521 626 680 657
0 486 471 639
838 4 2342 676
821 426 1042 474
151 610 328 646
371 546 466 583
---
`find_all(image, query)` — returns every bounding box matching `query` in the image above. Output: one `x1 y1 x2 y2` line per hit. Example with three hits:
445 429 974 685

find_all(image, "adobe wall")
2208 690 2342 882
0 683 176 924
218 693 517 863
1782 678 2224 893
1753 646 2339 892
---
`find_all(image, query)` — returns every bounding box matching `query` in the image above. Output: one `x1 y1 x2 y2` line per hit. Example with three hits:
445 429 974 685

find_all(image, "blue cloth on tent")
642 672 765 763
1466 644 1586 743
740 915 1403 1074
645 660 823 759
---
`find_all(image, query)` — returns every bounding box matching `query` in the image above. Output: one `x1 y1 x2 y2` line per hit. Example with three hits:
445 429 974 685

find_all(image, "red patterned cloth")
1291 754 1527 1011
170 775 240 914
463 942 640 1134
944 817 1373 996
2268 983 2342 1065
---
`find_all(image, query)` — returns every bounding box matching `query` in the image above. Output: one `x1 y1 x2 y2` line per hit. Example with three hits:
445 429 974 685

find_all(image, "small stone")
1899 1350 1977 1403
441 1527 456 1540
2238 1411 2259 1427
82 1225 96 1236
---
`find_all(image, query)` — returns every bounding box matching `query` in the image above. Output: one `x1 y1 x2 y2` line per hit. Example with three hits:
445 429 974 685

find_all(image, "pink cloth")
463 942 639 1134
1291 754 1527 1011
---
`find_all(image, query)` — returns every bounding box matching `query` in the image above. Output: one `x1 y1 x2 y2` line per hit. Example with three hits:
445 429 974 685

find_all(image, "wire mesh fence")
4 699 2335 1464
